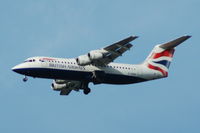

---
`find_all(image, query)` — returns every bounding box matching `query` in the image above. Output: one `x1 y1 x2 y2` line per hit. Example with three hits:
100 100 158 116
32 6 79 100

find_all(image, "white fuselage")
12 56 162 85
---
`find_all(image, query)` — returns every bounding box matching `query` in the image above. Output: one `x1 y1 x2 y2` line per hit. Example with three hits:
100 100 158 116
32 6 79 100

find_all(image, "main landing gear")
81 82 91 95
23 76 28 82
83 88 91 95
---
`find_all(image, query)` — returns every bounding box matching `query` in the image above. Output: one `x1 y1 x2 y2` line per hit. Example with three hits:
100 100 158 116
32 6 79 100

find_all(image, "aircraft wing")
101 36 138 64
60 89 72 95
76 36 138 66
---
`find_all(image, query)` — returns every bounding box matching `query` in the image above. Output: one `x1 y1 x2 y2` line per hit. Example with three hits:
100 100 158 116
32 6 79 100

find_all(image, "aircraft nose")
12 62 33 76
12 64 27 74
12 65 21 73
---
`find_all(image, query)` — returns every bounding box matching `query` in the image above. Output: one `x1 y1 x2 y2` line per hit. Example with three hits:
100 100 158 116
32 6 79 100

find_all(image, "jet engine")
76 50 108 66
88 50 103 60
51 80 82 91
76 55 91 66
51 82 67 91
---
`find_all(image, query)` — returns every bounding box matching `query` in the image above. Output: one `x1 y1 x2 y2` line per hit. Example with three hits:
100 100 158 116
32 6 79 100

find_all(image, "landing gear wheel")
83 88 91 95
23 76 28 82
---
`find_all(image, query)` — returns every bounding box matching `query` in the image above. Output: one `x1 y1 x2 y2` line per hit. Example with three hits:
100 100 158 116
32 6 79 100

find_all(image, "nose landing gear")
23 76 28 82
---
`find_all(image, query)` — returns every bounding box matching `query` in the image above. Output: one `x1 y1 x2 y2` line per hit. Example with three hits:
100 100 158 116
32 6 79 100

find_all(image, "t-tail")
142 35 191 79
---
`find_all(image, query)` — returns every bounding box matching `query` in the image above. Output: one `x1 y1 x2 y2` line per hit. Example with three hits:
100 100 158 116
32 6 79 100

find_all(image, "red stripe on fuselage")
151 49 175 59
148 64 168 77
41 58 55 61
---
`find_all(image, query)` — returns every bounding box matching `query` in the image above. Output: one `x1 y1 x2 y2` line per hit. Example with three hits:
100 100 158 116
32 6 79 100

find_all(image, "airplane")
12 35 191 95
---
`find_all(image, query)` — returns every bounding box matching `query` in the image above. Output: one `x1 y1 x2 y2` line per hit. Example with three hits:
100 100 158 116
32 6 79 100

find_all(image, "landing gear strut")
83 88 91 95
23 76 28 82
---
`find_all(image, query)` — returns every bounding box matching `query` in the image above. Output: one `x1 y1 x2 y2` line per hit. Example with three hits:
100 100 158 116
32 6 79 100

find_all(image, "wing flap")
104 36 138 51
101 37 136 64
60 89 72 95
76 35 138 66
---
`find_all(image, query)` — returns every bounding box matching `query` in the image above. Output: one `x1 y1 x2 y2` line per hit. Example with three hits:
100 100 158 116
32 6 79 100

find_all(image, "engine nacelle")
76 49 108 66
88 50 103 60
55 79 67 84
51 83 67 91
76 55 91 66
51 81 82 91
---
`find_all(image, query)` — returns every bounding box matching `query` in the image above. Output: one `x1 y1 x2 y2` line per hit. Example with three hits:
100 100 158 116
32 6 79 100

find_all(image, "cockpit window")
24 59 36 62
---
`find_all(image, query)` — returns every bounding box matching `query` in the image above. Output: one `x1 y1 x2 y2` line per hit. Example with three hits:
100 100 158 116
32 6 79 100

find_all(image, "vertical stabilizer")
143 35 191 77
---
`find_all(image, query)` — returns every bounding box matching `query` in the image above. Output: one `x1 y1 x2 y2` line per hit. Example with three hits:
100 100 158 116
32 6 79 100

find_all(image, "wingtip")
130 36 139 41
132 35 139 39
184 35 192 39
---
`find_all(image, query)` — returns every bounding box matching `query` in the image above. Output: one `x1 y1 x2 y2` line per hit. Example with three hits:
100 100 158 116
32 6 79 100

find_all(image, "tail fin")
143 35 191 77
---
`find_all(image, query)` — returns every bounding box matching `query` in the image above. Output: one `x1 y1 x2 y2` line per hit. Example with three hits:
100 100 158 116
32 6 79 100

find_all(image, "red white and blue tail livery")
12 35 191 95
145 46 175 77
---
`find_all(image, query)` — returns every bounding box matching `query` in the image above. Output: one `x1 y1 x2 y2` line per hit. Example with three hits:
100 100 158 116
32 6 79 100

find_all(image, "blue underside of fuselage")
13 68 147 84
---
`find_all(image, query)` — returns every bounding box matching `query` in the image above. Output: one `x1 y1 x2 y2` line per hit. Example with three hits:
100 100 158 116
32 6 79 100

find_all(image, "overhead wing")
101 36 138 64
76 36 138 66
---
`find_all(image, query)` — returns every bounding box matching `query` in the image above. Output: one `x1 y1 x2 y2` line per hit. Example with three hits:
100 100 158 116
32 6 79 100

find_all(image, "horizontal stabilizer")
159 35 191 49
